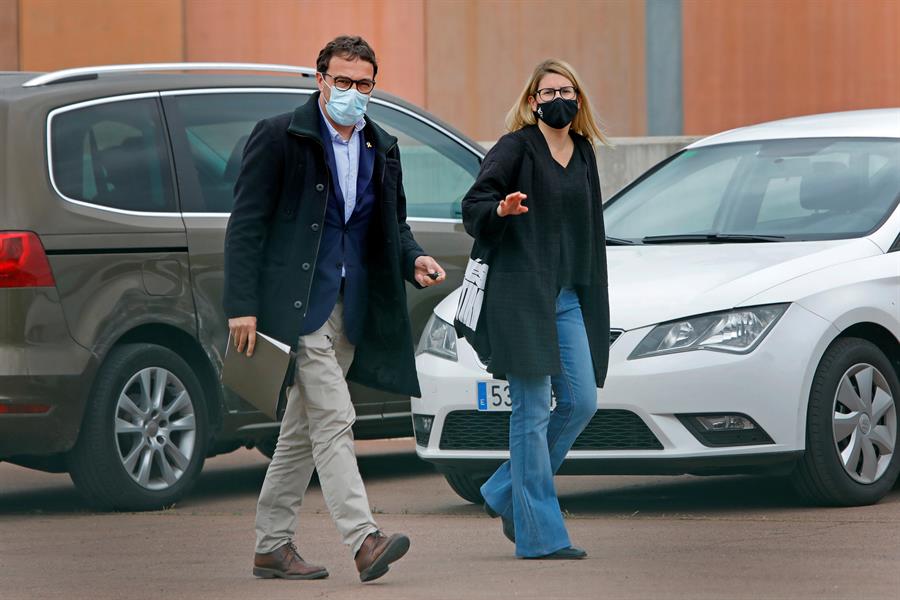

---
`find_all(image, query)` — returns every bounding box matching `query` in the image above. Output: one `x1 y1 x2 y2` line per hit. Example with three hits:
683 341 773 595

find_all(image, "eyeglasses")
323 73 376 94
534 86 578 102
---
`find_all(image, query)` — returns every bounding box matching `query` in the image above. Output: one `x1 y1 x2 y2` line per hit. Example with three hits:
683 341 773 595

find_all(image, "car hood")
433 238 881 331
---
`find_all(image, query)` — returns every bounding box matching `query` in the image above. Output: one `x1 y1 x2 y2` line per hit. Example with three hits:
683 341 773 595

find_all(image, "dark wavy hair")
316 35 378 77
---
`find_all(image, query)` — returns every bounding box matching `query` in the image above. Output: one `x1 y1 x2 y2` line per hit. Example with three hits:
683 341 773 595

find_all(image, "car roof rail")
22 62 318 87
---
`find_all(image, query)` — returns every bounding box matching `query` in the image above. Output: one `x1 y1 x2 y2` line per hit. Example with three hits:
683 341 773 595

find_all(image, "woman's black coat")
461 125 610 387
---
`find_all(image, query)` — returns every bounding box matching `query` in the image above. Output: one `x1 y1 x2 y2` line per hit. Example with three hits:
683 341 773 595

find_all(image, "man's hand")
414 256 446 287
229 316 258 357
497 191 528 217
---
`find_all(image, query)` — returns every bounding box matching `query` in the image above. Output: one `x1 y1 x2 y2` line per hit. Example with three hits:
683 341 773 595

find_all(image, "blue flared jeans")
480 287 598 557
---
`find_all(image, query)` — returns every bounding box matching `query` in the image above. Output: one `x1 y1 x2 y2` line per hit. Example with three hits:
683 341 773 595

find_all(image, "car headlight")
416 313 458 361
628 304 789 359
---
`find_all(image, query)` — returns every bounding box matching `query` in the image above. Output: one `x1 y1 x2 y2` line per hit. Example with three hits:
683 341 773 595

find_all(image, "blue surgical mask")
324 82 370 126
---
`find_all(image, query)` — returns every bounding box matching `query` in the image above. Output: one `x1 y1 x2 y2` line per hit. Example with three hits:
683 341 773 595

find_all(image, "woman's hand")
497 191 528 217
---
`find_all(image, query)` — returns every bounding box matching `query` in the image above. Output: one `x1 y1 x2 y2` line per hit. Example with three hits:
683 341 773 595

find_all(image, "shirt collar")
318 101 365 143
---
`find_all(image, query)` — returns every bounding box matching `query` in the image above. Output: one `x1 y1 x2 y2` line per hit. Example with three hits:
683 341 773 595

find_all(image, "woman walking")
461 59 610 559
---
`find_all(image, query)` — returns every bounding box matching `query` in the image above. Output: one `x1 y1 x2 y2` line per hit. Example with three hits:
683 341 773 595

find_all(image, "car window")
603 150 741 238
756 150 896 225
168 92 308 212
366 102 480 219
50 98 176 212
605 138 900 241
756 171 810 223
168 92 480 217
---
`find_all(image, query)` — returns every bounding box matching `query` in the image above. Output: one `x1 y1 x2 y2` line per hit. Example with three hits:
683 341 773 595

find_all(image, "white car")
412 109 900 507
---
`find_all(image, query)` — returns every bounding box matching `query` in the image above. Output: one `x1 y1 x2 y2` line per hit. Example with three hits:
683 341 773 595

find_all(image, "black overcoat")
461 125 610 387
224 92 426 397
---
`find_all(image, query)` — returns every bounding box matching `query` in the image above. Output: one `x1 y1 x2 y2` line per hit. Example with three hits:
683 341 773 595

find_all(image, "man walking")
223 35 445 583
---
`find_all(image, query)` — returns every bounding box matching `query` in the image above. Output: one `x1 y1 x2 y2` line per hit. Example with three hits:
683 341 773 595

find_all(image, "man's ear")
316 73 327 98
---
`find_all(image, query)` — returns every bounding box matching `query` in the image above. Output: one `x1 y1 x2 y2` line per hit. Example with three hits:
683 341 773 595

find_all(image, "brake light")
0 232 55 288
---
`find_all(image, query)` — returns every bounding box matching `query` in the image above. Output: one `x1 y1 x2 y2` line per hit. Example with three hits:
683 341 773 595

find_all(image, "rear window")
50 97 176 212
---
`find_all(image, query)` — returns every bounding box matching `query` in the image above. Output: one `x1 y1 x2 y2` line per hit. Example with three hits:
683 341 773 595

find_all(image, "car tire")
792 337 900 506
443 470 489 504
67 343 209 511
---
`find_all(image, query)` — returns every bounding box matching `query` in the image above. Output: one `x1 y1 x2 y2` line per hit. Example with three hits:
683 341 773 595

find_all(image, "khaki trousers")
254 299 378 556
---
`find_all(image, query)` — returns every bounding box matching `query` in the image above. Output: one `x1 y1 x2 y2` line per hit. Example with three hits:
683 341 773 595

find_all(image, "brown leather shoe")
253 542 328 580
354 530 411 582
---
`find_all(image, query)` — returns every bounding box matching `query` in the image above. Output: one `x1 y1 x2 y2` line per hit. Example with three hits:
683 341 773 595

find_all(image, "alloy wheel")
113 367 197 490
832 363 897 484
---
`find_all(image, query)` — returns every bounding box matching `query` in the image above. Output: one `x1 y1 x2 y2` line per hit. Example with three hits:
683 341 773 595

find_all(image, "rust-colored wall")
425 0 647 140
185 0 427 106
18 0 184 70
9 1 899 140
0 0 17 70
682 0 900 135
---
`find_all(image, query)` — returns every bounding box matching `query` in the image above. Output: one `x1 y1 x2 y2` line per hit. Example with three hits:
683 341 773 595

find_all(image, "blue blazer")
299 114 378 344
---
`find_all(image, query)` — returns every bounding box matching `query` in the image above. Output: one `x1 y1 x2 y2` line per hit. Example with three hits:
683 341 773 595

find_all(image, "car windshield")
604 138 900 242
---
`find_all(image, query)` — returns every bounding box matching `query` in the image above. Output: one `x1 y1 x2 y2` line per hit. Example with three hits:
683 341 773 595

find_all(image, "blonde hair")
505 58 610 146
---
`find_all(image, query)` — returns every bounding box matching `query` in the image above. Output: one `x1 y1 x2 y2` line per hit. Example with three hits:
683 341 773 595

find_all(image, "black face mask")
533 97 578 129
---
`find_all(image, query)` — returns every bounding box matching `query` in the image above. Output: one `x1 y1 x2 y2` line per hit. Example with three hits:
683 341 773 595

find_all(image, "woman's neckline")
535 127 578 170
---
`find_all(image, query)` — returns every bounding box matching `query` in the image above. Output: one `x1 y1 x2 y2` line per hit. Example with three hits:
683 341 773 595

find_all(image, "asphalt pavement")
1 438 898 600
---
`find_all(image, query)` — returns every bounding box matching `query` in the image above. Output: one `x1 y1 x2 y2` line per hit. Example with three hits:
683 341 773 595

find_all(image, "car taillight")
0 232 55 288
0 403 51 414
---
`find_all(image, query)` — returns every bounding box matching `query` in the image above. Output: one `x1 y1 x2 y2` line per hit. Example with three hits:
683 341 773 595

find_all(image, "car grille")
439 409 663 451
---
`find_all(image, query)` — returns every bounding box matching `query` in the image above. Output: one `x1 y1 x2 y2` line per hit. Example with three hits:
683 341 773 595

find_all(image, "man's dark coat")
224 92 425 397
461 125 610 387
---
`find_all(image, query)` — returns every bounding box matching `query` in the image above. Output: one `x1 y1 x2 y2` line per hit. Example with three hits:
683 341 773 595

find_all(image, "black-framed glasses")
535 86 578 102
323 73 376 94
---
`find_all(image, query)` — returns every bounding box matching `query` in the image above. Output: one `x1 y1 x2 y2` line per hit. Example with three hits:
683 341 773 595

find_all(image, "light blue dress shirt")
319 103 366 224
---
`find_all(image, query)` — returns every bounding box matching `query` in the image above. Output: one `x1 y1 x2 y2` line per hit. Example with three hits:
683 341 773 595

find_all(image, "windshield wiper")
606 236 637 245
642 233 786 244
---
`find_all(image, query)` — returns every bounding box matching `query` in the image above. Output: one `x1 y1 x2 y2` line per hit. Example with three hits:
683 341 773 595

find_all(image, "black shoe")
483 502 515 543
523 546 587 560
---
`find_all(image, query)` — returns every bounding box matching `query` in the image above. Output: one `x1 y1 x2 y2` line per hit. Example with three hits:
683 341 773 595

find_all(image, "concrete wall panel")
425 0 647 140
682 0 900 134
19 0 184 70
185 0 426 105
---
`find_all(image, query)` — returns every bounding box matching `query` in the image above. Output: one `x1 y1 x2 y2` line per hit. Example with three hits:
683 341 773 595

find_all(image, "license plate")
476 381 511 411
476 381 558 412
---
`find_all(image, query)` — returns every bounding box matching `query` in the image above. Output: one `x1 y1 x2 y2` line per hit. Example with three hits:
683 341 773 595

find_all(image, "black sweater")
547 135 594 287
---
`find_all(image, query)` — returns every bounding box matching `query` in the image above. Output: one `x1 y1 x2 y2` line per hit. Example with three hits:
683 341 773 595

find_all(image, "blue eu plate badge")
477 382 488 411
